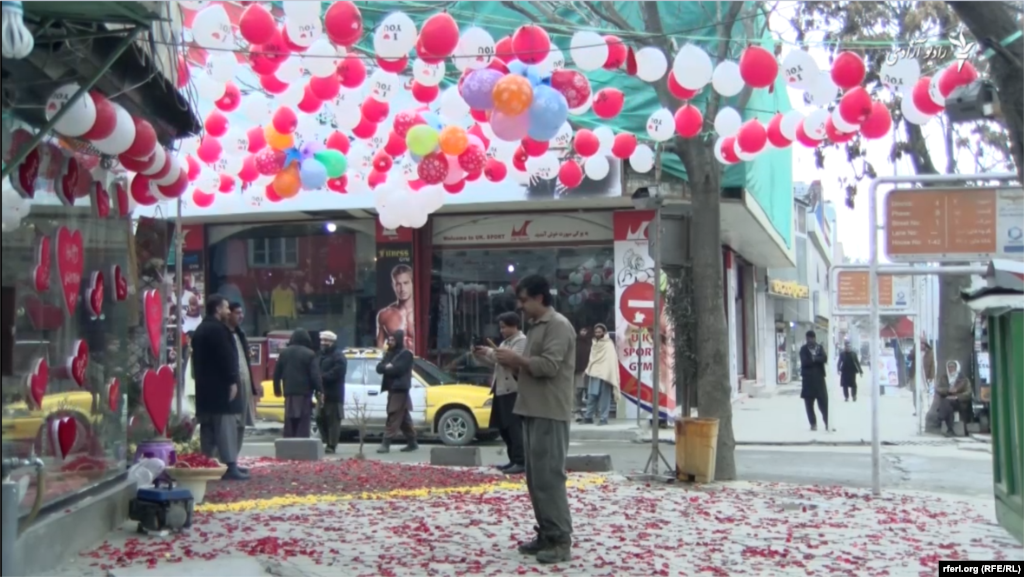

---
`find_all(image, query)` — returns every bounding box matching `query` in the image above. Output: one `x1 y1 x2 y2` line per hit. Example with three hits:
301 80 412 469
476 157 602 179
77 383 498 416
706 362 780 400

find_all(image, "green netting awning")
23 1 165 26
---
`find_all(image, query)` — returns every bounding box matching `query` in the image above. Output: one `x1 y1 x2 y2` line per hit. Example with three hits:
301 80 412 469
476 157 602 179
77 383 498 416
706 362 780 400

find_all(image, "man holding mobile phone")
799 330 830 432
474 312 528 474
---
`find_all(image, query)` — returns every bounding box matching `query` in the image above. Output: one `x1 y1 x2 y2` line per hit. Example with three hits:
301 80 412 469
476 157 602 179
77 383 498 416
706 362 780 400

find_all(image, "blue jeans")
585 377 612 422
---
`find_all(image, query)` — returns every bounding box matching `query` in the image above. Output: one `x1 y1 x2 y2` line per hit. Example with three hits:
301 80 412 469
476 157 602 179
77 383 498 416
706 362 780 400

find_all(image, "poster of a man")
376 263 415 350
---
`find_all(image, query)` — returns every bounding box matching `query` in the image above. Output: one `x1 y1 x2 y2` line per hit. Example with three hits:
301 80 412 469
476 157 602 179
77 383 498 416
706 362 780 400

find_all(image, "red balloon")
82 92 116 141
259 28 290 64
573 129 600 157
419 13 460 58
469 108 489 123
795 120 822 148
444 180 466 194
197 136 222 164
938 61 979 98
912 76 943 115
668 71 699 100
361 97 390 124
157 169 189 199
376 55 408 74
147 150 172 181
392 111 424 139
494 36 513 63
250 51 281 75
558 160 584 188
260 74 289 94
264 184 282 203
511 25 550 65
720 137 740 164
512 147 528 172
130 174 158 206
418 151 449 184
465 170 482 182
272 107 299 134
324 1 363 47
737 120 768 153
411 82 439 104
830 51 865 90
254 148 286 175
281 26 308 53
238 155 259 183
860 101 892 140
124 118 157 159
186 155 201 181
611 133 637 159
674 105 703 138
766 113 792 148
416 39 444 65
384 131 407 156
739 46 778 89
247 126 267 153
825 117 855 144
467 124 490 150
372 151 394 173
327 175 348 193
120 153 154 173
592 88 624 119
218 174 235 193
204 111 229 138
521 137 549 157
326 131 351 154
215 82 242 112
408 179 426 191
458 145 486 173
484 158 507 182
839 86 872 125
239 4 276 45
352 117 377 140
487 58 510 75
176 56 191 89
338 56 367 88
603 36 627 70
309 75 340 102
192 189 215 208
550 70 591 109
295 86 322 115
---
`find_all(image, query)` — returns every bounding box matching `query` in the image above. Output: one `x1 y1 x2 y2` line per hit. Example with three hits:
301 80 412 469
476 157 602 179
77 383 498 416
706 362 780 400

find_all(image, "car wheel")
438 408 476 446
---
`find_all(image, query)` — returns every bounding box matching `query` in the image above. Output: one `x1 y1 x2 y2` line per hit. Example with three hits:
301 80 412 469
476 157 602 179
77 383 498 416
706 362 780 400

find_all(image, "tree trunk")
947 1 1024 181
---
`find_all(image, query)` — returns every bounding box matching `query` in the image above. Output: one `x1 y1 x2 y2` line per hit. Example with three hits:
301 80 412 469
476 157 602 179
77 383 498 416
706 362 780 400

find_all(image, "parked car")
256 347 496 446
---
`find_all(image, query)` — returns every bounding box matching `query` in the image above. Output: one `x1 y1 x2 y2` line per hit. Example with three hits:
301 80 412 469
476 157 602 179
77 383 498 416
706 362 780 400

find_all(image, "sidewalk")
52 459 1021 576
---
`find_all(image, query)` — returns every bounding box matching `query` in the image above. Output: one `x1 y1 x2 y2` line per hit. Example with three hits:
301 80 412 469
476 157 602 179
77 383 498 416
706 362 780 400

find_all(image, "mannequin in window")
376 264 415 350
271 281 297 320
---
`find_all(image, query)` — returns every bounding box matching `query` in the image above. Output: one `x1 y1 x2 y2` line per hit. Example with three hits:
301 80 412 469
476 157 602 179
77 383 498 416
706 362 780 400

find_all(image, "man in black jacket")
227 303 259 454
191 294 248 480
318 330 347 453
375 329 417 453
273 329 323 438
800 330 830 432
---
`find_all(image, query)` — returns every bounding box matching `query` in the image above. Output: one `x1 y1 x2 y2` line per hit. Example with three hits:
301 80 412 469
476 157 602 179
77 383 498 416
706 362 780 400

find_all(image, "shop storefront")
766 279 810 384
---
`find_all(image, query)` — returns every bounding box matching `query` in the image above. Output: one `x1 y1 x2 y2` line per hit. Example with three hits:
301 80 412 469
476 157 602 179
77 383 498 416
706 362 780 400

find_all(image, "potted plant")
165 449 226 503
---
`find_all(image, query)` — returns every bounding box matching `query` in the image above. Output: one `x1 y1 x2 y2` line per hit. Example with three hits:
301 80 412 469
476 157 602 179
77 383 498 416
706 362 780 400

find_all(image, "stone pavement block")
430 446 481 467
274 438 323 461
565 454 613 472
110 557 267 577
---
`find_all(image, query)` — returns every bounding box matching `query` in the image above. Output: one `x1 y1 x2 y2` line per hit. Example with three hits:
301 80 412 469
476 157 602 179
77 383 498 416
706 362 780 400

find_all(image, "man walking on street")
273 329 322 438
837 340 863 402
800 330 830 432
474 312 527 474
318 330 347 453
191 294 248 480
376 329 417 453
226 303 259 454
493 274 575 564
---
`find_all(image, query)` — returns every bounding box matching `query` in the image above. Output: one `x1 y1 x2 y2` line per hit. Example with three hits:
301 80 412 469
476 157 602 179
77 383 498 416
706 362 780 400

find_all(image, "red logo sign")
511 220 532 238
619 282 658 328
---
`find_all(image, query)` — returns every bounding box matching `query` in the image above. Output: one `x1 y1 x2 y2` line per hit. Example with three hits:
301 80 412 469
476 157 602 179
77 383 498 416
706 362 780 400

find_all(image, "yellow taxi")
256 348 496 446
2 390 94 447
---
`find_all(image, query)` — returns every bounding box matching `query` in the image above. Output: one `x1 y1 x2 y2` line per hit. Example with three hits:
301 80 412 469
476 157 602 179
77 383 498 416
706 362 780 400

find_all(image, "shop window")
249 237 299 268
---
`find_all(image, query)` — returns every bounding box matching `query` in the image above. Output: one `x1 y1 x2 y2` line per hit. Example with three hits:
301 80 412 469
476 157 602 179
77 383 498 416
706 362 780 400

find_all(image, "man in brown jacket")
494 274 576 565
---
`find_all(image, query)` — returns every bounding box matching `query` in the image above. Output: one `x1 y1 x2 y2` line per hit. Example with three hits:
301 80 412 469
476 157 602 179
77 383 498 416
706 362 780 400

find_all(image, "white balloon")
526 152 559 180
278 83 306 108
293 117 321 146
831 107 859 133
454 27 495 71
713 137 728 164
536 47 565 76
46 83 97 138
191 4 233 49
928 75 945 108
222 154 244 176
804 108 830 139
374 12 417 60
804 72 839 106
304 37 342 77
552 122 574 149
712 60 744 97
439 87 470 123
672 43 713 90
379 208 403 231
630 144 655 173
780 50 820 91
593 126 615 154
399 156 418 181
413 59 445 87
276 54 306 83
141 146 168 176
880 57 920 96
222 129 249 157
92 104 136 155
285 15 322 48
714 107 742 137
584 155 610 180
509 167 531 185
196 167 219 192
487 139 517 162
283 1 322 20
569 98 592 116
646 108 676 142
418 185 446 213
242 93 272 124
734 138 758 161
328 88 364 130
194 74 226 101
368 69 400 103
479 122 497 142
901 96 932 125
367 125 388 152
205 51 237 84
404 207 429 229
348 172 370 194
635 47 668 82
570 31 608 72
780 110 804 141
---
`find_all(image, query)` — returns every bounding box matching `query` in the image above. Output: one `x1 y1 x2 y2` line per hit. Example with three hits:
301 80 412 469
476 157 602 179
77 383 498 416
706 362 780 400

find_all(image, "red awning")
880 316 915 339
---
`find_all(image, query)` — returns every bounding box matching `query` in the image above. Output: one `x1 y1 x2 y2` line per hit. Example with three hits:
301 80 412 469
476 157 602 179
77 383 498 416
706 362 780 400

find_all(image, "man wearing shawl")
583 324 621 425
936 360 973 437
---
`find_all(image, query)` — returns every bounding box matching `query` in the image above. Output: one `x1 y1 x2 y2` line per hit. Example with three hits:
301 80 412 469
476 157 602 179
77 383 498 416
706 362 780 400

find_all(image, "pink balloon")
444 154 465 185
490 111 529 142
466 135 484 151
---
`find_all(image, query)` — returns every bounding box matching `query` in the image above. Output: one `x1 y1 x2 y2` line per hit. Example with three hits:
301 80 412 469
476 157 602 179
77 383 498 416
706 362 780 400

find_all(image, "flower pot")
166 466 227 503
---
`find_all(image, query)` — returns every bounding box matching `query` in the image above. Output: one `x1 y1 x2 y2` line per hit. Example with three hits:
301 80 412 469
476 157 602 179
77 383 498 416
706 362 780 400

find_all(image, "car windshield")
414 359 460 385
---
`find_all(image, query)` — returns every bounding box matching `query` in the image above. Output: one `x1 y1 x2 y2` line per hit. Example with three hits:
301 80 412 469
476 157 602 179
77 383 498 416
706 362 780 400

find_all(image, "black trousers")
493 393 524 466
385 391 416 441
841 382 857 400
318 402 344 449
804 395 829 428
284 395 312 438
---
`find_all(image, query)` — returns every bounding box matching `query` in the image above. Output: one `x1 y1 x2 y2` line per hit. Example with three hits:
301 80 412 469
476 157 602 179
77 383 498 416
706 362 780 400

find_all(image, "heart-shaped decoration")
113 180 130 218
52 416 77 460
383 33 391 40
11 146 41 200
87 271 104 319
143 289 163 359
33 235 51 293
92 181 111 218
65 339 89 388
25 358 48 409
54 155 81 207
111 264 128 301
107 377 120 412
56 226 84 316
23 296 63 331
142 365 175 435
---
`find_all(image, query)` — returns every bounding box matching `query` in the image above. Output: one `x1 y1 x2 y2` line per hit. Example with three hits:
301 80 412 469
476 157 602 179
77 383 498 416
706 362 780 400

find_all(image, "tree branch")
705 1 747 124
499 1 577 33
586 2 647 43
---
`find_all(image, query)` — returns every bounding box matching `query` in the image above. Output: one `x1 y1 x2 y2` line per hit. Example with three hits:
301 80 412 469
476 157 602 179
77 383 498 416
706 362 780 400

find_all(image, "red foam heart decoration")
11 146 41 199
110 264 128 302
55 417 77 460
91 181 111 218
143 289 163 359
107 378 120 412
33 235 51 293
66 339 89 388
56 226 83 316
54 155 81 207
25 358 48 409
87 271 104 319
142 366 175 435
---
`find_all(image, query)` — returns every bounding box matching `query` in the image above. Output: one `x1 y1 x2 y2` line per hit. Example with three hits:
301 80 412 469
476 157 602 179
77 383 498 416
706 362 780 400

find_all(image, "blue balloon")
525 65 544 86
420 111 444 131
299 158 328 190
508 60 529 77
526 85 569 142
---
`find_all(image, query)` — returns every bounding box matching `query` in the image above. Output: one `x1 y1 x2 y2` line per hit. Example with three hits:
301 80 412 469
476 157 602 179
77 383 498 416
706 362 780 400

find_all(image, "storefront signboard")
374 223 415 351
432 213 614 246
768 279 809 299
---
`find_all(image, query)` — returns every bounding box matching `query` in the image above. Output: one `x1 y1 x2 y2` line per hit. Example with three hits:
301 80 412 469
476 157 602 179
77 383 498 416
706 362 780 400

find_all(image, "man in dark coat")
273 329 322 439
837 340 863 402
799 330 829 432
226 303 259 454
317 330 347 453
191 294 248 480
375 329 417 453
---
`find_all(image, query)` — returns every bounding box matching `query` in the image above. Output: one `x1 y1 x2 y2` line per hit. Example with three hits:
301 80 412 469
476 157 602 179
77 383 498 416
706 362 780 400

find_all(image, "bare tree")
347 395 370 460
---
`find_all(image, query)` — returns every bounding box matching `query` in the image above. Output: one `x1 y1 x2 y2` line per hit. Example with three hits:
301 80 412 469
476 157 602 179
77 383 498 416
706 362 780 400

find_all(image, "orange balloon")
273 164 301 198
438 125 469 156
492 75 534 116
264 125 294 151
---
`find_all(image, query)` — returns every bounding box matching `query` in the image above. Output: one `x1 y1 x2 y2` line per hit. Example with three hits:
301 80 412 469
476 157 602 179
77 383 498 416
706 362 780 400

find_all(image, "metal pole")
649 207 662 474
1 27 144 180
174 197 184 415
914 295 925 435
